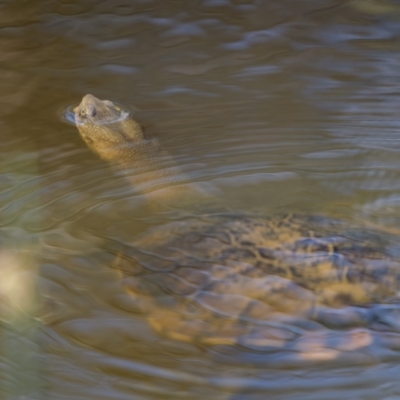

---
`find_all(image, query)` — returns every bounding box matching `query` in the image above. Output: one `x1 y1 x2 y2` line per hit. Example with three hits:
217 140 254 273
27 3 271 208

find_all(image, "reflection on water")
2 0 400 398
0 152 43 399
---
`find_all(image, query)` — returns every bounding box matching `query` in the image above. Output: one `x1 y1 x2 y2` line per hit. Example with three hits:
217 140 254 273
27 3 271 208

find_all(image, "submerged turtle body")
109 213 400 353
75 95 400 359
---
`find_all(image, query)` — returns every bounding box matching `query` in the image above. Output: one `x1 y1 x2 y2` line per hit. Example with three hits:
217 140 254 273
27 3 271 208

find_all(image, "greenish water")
2 0 400 398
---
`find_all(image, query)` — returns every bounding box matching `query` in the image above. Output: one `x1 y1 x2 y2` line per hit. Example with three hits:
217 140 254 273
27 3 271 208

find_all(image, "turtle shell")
105 214 400 356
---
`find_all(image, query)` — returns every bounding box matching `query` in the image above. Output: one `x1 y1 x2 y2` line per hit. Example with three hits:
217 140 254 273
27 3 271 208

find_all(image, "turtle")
73 94 400 360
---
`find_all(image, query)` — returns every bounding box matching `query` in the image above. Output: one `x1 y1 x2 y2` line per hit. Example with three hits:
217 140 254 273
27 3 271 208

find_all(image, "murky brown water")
2 0 400 398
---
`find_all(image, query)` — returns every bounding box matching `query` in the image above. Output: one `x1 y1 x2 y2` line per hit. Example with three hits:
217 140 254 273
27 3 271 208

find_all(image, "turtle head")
74 94 124 127
74 94 145 162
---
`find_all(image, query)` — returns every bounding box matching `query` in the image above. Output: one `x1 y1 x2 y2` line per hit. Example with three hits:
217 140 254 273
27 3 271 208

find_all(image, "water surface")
2 0 400 398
